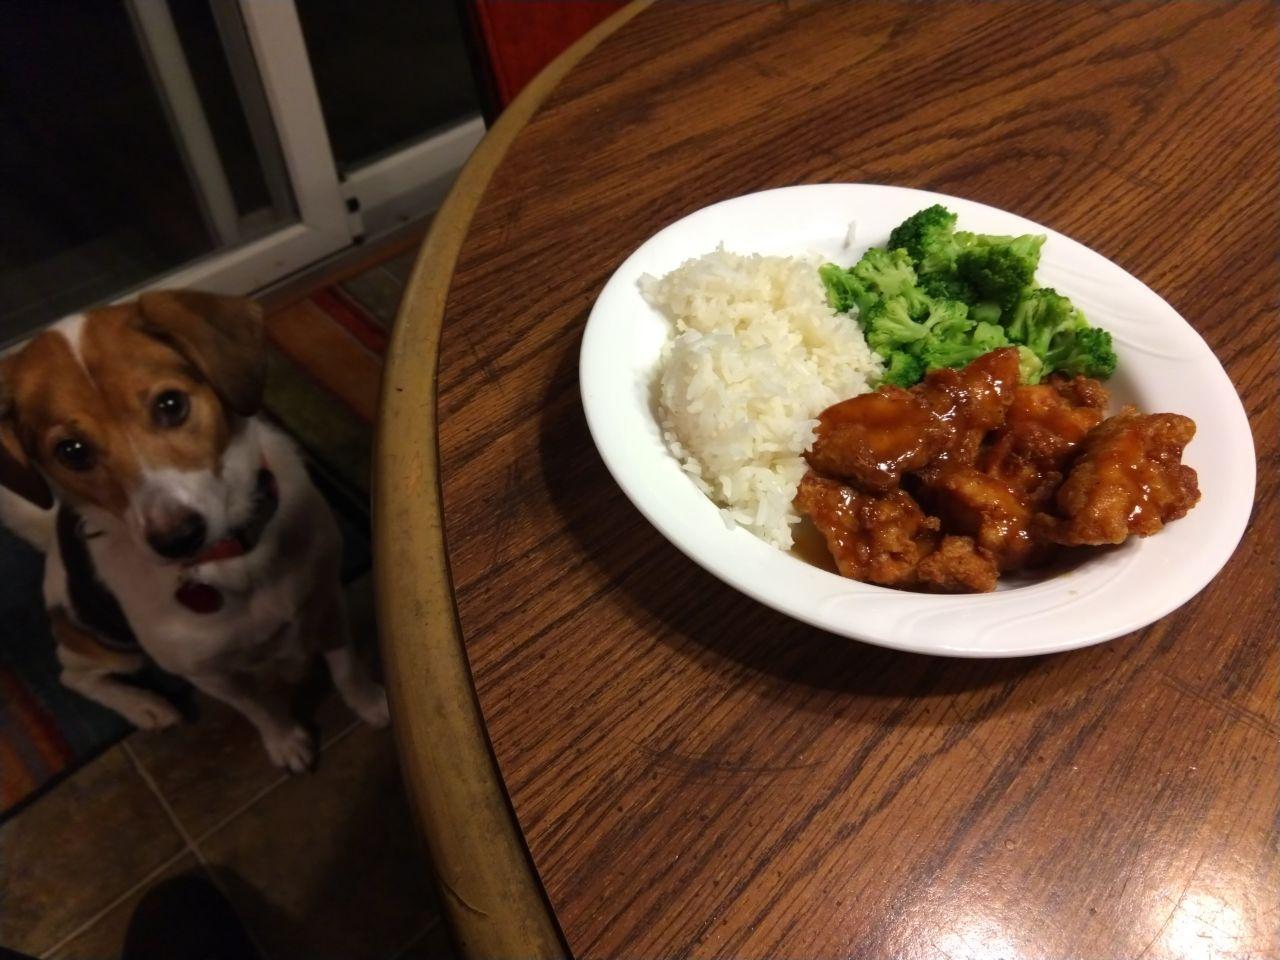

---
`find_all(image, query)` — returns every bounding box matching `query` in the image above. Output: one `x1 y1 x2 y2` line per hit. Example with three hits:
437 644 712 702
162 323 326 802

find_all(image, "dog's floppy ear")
136 290 266 416
0 359 54 509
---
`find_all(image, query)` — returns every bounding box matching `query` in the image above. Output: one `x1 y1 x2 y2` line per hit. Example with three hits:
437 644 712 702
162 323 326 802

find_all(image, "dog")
0 290 388 772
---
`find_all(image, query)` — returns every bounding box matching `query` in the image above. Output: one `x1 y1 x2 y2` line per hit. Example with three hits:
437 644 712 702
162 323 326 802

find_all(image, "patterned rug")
0 279 392 821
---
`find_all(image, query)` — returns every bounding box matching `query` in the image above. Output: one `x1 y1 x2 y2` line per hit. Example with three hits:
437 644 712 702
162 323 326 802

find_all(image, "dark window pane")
0 2 296 342
297 0 480 172
0 4 212 335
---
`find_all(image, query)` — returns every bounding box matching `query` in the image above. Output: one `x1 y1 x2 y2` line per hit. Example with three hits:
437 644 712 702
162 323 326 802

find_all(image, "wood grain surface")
407 2 1277 957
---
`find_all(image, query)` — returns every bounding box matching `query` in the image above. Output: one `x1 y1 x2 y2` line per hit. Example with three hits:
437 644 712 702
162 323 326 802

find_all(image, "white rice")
642 248 881 549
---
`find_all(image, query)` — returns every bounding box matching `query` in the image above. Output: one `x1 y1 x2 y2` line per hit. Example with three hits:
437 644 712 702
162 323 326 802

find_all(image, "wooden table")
376 3 1279 957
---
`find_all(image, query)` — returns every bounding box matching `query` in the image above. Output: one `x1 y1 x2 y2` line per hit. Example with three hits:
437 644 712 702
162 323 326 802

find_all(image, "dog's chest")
79 521 325 677
158 569 309 673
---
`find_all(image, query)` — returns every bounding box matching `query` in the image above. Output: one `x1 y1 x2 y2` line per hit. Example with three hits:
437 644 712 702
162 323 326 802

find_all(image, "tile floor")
0 575 451 960
0 239 459 960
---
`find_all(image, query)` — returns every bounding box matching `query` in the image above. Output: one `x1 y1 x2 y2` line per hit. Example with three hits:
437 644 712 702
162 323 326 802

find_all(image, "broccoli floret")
1046 325 1117 379
819 248 930 318
860 295 932 357
1005 287 1083 355
972 320 1011 350
956 234 1045 312
852 247 916 296
969 301 1002 325
818 262 873 315
889 205 987 306
919 320 1011 371
888 205 959 277
851 247 931 319
1017 346 1045 384
1006 288 1117 380
924 299 972 340
880 351 926 387
921 272 976 303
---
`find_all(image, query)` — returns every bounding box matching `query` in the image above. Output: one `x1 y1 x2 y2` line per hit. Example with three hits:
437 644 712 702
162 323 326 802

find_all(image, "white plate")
579 184 1255 658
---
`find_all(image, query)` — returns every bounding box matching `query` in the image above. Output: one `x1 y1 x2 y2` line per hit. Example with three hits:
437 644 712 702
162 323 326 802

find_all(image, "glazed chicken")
793 473 937 585
794 350 1199 593
918 346 1024 472
920 465 1044 571
794 472 997 592
977 376 1111 506
978 375 1109 505
804 387 941 494
1038 410 1200 545
807 347 1021 491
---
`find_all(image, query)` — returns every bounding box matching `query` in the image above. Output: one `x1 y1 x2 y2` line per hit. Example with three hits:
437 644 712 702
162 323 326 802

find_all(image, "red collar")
174 466 278 614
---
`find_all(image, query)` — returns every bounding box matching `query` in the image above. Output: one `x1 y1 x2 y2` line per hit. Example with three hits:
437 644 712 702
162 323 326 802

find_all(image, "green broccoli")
1006 288 1117 380
888 204 960 278
969 301 1002 325
887 204 988 307
880 351 925 388
920 273 976 303
1005 287 1083 356
822 206 1118 389
955 233 1044 313
850 247 931 319
818 262 873 315
1046 325 1117 379
820 248 931 319
860 295 933 357
923 299 972 340
919 320 1011 371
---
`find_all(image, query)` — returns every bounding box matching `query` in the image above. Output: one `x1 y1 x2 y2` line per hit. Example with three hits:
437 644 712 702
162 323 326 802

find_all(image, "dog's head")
0 291 266 561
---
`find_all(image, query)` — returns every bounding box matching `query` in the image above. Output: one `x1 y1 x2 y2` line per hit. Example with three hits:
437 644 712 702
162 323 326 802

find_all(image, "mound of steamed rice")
642 248 882 549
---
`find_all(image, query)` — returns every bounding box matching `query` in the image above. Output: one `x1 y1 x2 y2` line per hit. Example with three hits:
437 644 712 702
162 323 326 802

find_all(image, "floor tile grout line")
387 915 443 960
44 715 367 957
187 715 362 847
191 772 288 846
122 739 200 852
123 738 278 960
39 846 193 958
182 718 362 960
325 715 362 749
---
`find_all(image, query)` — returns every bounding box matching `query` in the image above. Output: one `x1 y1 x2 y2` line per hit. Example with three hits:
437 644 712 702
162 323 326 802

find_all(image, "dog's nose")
146 511 207 560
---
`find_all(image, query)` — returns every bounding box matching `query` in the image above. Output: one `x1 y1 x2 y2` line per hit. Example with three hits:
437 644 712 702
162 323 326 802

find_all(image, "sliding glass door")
0 0 483 343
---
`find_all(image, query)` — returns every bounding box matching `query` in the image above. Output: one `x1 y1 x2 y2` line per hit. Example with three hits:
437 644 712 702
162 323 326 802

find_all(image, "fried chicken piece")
794 472 939 585
1038 410 1200 545
977 375 1109 505
1049 373 1109 410
808 347 1021 491
805 387 942 494
793 472 999 592
919 346 1024 470
916 536 1000 593
922 465 1051 570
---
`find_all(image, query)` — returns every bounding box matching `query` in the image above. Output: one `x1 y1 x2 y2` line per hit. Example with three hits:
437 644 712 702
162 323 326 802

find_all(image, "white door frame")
145 0 350 296
343 116 484 239
127 0 480 298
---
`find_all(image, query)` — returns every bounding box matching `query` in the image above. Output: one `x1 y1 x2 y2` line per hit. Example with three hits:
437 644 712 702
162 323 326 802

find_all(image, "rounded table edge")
372 3 656 958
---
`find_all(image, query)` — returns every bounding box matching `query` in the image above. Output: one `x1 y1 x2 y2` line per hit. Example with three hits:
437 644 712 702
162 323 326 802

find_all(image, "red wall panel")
472 1 627 107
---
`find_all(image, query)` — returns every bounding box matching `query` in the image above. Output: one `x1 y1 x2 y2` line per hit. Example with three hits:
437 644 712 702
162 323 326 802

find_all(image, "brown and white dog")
0 291 388 771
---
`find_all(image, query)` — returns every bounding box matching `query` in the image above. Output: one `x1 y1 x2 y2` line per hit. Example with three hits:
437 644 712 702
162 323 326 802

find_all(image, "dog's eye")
53 438 96 472
152 390 190 428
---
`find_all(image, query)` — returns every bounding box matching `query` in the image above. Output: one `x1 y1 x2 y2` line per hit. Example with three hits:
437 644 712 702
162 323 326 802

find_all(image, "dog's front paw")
262 724 315 773
353 684 390 729
121 692 183 731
